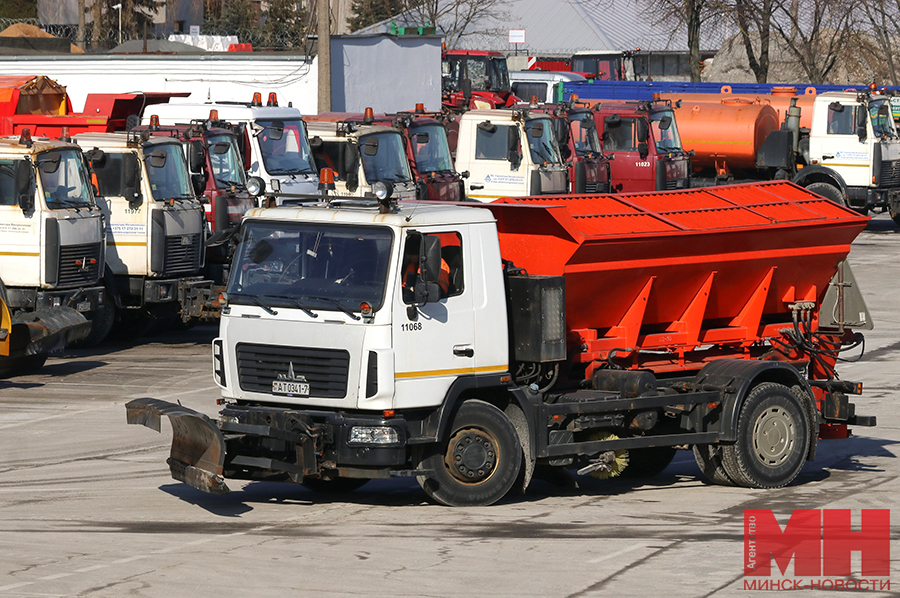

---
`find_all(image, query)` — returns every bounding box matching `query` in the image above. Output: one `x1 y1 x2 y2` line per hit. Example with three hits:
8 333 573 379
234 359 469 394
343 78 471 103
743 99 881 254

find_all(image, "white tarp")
168 35 239 52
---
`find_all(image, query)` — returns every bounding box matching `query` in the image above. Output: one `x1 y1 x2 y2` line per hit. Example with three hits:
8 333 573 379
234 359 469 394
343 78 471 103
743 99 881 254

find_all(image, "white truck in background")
146 94 320 200
306 118 419 201
453 108 569 201
75 131 208 332
0 133 107 352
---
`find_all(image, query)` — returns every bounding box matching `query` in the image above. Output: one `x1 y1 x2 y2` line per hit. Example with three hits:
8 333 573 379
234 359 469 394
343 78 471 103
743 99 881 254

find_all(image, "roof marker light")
149 115 160 131
18 128 32 147
251 92 262 106
267 92 278 107
415 103 425 113
209 109 219 121
363 107 374 124
318 167 336 193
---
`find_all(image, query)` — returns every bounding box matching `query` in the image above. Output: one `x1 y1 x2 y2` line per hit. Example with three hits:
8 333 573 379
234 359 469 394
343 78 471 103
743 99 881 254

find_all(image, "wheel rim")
444 426 498 484
752 406 795 466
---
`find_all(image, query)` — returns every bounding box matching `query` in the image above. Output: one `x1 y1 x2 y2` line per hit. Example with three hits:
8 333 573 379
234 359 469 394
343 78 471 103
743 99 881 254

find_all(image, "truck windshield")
651 109 683 152
143 142 194 200
207 133 247 189
257 118 316 175
569 112 603 156
525 117 563 164
410 124 455 173
35 148 94 209
444 55 510 93
359 132 413 184
227 221 394 313
868 98 896 139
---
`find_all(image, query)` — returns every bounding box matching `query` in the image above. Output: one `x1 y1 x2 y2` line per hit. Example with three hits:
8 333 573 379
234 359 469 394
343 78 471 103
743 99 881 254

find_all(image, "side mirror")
638 141 649 160
415 235 443 304
123 153 143 208
345 143 360 192
190 173 206 196
309 135 323 149
636 118 649 143
857 107 868 142
658 115 672 130
15 159 34 212
188 141 205 172
508 127 521 169
148 148 168 169
268 120 285 141
212 141 231 155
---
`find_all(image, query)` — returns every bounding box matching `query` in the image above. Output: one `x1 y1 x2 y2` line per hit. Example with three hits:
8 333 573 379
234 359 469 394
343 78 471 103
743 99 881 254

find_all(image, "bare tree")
858 0 900 85
723 0 776 82
396 0 511 49
769 0 859 84
641 0 718 81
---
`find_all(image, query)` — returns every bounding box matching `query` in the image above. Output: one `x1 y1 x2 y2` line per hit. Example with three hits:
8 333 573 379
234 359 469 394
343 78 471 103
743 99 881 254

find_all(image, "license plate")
76 301 91 312
272 380 310 396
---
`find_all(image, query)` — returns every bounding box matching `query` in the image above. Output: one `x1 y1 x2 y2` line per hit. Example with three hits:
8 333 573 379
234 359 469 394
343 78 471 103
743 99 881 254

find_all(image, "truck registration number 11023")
400 322 422 332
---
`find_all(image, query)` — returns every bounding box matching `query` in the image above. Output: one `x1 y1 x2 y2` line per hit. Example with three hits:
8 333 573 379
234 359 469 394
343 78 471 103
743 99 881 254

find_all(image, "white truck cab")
454 108 569 202
0 133 108 345
145 97 319 199
509 71 587 105
305 121 419 201
74 131 206 324
806 91 900 218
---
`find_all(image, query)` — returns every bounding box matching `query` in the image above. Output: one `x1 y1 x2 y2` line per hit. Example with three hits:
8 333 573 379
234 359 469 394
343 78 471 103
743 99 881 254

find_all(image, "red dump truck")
442 50 520 111
126 181 874 506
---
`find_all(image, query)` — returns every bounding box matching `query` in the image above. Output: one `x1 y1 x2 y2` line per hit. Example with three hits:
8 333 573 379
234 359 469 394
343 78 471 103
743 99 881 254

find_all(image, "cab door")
465 122 525 201
0 157 41 287
391 227 475 410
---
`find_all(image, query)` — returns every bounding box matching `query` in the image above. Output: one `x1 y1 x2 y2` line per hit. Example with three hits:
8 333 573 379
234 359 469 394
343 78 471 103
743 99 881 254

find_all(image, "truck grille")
665 178 689 190
237 343 350 398
57 242 102 287
163 234 202 275
879 159 900 187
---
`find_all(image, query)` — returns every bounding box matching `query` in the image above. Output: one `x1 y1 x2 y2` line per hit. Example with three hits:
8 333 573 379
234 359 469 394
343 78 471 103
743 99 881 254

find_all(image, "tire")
693 444 736 486
300 477 369 493
805 182 846 207
417 399 523 507
721 382 810 489
70 302 115 348
889 204 900 226
620 446 677 478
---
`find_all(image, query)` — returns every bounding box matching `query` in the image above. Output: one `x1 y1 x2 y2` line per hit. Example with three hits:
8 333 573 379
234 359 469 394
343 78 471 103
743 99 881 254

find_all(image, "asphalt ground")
0 214 898 597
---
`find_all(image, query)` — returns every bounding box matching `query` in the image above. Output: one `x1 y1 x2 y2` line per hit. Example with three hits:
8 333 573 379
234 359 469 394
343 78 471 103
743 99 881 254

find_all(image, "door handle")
470 184 484 190
453 345 474 358
822 154 834 160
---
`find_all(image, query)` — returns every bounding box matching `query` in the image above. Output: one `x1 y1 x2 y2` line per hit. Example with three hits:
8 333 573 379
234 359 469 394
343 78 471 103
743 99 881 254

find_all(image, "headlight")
246 176 265 197
349 426 399 444
372 180 394 200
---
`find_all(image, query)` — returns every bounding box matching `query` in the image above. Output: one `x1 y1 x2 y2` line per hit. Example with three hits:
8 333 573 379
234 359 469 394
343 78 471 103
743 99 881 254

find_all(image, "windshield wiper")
228 292 278 315
216 178 246 189
300 295 361 320
266 167 303 175
262 294 319 318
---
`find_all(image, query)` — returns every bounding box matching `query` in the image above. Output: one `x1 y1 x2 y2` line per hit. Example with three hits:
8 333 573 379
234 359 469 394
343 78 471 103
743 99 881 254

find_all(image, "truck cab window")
475 124 514 160
827 106 855 135
511 82 547 103
604 118 637 151
0 160 18 205
401 232 463 303
91 152 128 197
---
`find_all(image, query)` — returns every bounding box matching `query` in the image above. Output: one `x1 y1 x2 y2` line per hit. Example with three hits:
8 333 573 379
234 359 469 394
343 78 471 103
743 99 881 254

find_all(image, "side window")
314 141 349 180
91 153 128 196
401 232 464 303
827 105 855 136
603 118 637 151
511 82 548 103
475 124 515 160
0 160 16 205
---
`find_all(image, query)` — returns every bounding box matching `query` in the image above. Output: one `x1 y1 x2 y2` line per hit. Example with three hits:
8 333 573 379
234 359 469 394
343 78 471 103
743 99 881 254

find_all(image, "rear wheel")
693 444 736 486
721 383 810 489
889 203 900 226
805 182 846 207
417 400 522 507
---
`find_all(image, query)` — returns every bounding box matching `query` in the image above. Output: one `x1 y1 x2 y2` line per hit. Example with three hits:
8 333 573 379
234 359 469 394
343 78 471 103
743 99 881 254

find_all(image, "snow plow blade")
125 398 230 494
11 306 91 356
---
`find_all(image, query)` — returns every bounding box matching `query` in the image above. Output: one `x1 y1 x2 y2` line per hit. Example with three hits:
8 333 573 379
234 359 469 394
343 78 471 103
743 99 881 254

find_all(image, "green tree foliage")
348 0 405 32
203 0 259 37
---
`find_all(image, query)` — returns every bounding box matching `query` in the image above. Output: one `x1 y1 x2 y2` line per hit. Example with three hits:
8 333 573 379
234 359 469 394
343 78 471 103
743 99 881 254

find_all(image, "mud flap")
125 398 230 495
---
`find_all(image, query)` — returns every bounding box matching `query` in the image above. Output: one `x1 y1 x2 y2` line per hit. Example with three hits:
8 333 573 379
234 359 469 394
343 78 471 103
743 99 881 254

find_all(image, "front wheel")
721 382 811 489
70 302 115 348
805 182 846 207
417 400 522 507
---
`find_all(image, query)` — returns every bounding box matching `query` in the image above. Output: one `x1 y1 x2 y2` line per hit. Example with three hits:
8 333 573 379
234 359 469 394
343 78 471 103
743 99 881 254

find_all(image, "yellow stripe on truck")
395 364 508 379
0 251 39 257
